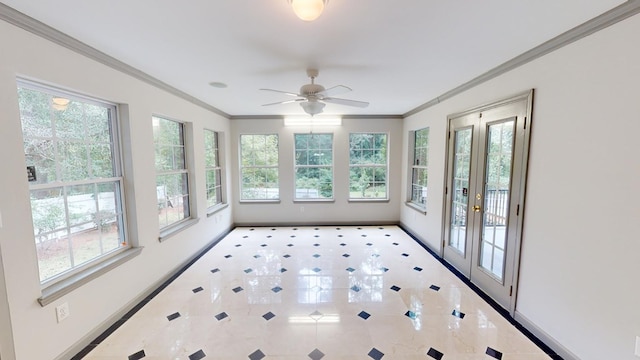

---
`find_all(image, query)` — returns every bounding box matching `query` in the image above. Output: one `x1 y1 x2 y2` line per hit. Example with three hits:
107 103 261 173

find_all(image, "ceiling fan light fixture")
300 100 326 116
289 0 327 21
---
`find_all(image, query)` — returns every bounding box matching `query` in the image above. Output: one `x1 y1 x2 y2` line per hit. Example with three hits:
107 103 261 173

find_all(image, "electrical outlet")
635 336 640 357
55 302 70 323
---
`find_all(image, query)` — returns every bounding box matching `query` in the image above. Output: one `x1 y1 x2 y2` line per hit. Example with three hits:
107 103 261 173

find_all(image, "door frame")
440 89 534 315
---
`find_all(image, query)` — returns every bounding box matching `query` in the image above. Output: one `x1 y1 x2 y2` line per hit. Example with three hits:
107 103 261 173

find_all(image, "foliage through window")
153 116 191 229
204 129 223 209
295 133 333 199
410 127 429 208
349 133 388 199
18 82 126 283
240 134 279 200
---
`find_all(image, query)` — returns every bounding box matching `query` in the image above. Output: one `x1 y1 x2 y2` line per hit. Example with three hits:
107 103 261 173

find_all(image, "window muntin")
204 129 223 209
240 134 279 200
349 133 388 199
18 83 126 283
410 127 429 208
153 116 191 228
294 133 333 200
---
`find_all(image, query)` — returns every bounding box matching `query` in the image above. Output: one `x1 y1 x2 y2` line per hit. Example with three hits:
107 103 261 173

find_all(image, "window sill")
159 217 200 242
348 198 390 203
405 201 427 215
38 246 143 307
206 203 229 217
239 199 281 204
293 199 335 203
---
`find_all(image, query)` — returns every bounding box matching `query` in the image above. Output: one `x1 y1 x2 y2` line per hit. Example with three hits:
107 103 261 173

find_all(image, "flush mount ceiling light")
289 0 327 21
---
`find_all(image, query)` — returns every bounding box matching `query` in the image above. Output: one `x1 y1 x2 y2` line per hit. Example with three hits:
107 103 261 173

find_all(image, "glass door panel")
449 128 472 254
480 120 514 281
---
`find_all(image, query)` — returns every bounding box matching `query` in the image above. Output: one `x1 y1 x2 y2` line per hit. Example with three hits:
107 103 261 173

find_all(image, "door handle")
472 205 481 212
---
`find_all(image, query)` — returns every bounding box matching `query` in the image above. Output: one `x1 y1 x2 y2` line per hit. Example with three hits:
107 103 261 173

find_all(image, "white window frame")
239 134 280 201
153 116 195 239
348 132 389 201
204 129 225 214
294 133 334 201
407 127 429 211
18 80 141 306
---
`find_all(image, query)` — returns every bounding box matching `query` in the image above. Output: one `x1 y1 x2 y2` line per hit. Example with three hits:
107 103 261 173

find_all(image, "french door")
443 91 533 313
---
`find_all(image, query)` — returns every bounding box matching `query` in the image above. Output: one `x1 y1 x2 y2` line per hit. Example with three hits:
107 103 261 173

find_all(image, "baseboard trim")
61 225 233 360
514 311 580 360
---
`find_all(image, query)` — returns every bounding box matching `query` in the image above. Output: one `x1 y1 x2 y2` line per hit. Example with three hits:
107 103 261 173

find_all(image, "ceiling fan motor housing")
300 83 325 96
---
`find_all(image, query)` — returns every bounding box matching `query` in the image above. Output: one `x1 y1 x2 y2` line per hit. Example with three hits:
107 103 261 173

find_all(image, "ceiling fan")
260 69 369 116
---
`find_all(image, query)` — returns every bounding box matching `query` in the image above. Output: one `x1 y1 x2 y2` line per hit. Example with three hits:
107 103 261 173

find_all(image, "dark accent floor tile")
402 253 409 257
280 268 287 273
232 286 244 293
250 228 255 231
390 285 401 291
244 268 253 273
312 267 321 273
338 235 344 238
392 242 399 245
284 254 291 258
368 348 385 359
358 311 371 320
313 254 321 258
166 312 181 321
263 311 276 321
366 242 373 246
215 312 228 321
430 285 440 291
128 349 146 360
261 244 268 247
290 235 296 238
249 349 266 360
339 242 346 245
486 347 503 359
315 227 320 230
189 349 206 360
343 253 350 257
427 347 444 360
235 244 242 247
309 348 325 360
346 267 356 272
351 285 361 292
414 266 423 272
224 255 232 258
362 235 368 237
288 243 294 247
405 310 417 319
253 254 261 259
272 286 283 293
242 235 249 238
380 267 389 272
211 268 220 274
192 287 204 293
452 309 466 319
267 235 272 238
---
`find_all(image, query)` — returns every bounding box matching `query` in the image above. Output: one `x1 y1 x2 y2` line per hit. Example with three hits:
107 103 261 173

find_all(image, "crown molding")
404 0 640 117
0 3 230 119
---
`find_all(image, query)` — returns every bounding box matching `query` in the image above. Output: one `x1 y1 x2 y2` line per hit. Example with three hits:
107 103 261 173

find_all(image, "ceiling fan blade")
317 85 352 97
262 98 305 106
323 97 369 108
259 88 301 97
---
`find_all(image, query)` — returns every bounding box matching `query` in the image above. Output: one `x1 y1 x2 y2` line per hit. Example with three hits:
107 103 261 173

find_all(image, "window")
240 134 279 200
349 133 388 200
409 127 429 208
18 82 126 283
204 129 223 210
153 116 191 229
294 133 333 200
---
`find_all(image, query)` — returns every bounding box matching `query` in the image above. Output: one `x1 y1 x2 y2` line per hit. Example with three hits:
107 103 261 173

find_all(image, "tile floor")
82 226 553 359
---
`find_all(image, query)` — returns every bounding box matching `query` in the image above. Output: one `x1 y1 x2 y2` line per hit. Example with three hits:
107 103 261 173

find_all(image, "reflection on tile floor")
83 226 553 359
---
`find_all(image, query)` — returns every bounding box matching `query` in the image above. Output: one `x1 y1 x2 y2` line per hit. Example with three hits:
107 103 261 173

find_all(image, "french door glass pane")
480 121 514 279
449 128 472 254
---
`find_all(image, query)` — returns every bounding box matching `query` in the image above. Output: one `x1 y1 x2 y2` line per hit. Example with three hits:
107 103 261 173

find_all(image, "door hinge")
509 286 513 296
524 116 527 130
445 187 448 195
516 204 520 216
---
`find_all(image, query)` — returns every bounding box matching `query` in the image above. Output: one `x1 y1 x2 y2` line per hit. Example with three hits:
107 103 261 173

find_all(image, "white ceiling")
0 0 625 117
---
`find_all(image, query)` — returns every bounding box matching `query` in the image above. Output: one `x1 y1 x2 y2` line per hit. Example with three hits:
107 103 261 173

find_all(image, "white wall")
400 12 640 360
0 20 232 360
231 118 403 225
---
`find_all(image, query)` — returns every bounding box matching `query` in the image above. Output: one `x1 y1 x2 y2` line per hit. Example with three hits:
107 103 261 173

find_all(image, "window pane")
349 133 387 200
240 134 279 200
295 134 333 200
18 82 127 283
410 128 429 207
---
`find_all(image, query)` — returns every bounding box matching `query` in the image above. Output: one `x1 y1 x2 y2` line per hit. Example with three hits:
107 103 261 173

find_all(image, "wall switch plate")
55 302 69 323
635 336 640 357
